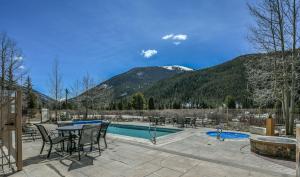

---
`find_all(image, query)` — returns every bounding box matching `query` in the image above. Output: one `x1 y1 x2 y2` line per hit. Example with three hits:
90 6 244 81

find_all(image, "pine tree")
24 76 38 121
131 92 146 110
148 97 155 110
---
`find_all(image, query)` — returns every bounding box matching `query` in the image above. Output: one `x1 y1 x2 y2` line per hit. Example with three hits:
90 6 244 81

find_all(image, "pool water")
107 124 181 139
206 131 249 139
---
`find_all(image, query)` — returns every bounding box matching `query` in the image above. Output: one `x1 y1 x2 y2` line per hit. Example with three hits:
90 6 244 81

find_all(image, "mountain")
72 66 192 108
143 54 259 108
32 89 54 105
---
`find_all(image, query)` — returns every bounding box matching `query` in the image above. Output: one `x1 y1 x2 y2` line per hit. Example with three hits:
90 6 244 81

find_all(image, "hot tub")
250 136 296 161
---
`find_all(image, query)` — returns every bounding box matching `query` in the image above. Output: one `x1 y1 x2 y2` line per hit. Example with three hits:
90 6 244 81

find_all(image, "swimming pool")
73 120 102 125
107 124 182 139
206 131 249 139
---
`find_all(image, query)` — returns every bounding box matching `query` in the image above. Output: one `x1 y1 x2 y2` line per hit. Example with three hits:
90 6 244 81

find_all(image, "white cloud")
162 34 174 40
14 56 23 61
173 41 181 45
173 34 187 41
19 65 25 70
141 49 158 58
162 34 188 45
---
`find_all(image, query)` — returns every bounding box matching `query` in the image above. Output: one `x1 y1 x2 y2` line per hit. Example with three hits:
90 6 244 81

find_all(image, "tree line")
247 0 300 135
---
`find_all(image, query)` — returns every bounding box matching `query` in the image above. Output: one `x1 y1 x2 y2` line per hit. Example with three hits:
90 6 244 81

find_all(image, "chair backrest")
191 117 197 124
160 117 166 123
100 121 110 138
177 117 184 124
79 125 99 146
185 117 191 124
34 124 51 142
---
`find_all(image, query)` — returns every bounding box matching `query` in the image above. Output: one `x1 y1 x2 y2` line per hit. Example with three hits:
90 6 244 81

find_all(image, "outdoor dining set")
149 116 197 128
33 121 110 160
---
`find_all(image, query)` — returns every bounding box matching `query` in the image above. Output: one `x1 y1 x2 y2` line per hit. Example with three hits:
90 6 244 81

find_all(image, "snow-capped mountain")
162 65 194 71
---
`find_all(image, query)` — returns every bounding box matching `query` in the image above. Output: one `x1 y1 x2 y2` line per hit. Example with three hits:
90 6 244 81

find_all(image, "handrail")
148 121 157 145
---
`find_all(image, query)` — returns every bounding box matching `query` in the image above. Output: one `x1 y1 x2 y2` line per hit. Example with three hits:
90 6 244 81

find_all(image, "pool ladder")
149 122 157 144
216 125 224 141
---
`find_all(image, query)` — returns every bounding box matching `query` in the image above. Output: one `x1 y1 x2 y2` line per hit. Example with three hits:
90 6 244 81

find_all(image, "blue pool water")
107 124 181 139
206 131 249 139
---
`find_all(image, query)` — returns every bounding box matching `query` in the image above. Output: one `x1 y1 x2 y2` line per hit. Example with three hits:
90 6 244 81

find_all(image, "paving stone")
152 167 183 177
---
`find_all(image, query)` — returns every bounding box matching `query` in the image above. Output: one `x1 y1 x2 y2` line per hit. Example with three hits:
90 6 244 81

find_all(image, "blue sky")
0 0 254 95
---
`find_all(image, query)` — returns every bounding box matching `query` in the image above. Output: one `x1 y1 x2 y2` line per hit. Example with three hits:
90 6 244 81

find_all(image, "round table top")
56 123 101 131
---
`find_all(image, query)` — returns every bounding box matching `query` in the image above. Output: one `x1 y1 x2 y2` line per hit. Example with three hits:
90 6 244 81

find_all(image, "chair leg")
47 144 52 158
97 142 101 155
40 142 45 154
104 137 107 148
78 145 81 161
1 148 3 170
62 141 65 151
90 142 93 152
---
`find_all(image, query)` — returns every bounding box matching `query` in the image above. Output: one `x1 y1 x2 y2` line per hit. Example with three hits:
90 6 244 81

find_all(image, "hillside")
72 66 192 108
143 54 260 108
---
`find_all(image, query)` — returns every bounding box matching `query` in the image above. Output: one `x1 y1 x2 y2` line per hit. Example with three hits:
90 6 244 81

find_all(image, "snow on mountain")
162 65 194 71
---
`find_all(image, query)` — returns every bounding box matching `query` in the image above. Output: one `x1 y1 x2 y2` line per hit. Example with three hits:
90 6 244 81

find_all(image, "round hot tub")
250 136 296 161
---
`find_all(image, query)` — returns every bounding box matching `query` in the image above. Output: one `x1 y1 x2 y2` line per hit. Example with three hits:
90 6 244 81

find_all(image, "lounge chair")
34 124 67 158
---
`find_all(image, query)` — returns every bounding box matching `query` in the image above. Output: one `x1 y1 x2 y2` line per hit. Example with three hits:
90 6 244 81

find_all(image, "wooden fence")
53 108 300 130
0 90 22 171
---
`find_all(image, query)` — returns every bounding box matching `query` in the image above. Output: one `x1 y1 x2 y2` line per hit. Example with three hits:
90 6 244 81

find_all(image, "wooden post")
296 124 300 177
266 116 275 136
15 90 22 171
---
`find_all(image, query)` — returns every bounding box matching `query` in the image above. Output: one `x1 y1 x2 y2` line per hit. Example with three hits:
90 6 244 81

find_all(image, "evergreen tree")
172 102 181 109
117 101 123 110
148 97 155 110
24 76 38 121
225 95 235 109
131 92 146 110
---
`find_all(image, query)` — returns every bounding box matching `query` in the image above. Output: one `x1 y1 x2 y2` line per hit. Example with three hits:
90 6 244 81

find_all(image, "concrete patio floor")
3 125 296 177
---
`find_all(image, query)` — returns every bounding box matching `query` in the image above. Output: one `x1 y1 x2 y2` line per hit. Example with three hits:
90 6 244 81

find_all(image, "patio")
4 125 296 177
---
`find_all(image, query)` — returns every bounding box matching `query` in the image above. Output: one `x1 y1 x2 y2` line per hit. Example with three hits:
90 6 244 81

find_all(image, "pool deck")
4 123 296 177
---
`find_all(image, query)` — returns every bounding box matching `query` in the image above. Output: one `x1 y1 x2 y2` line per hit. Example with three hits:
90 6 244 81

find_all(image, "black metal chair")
159 117 166 125
185 117 192 127
100 121 110 148
34 124 67 158
191 117 197 128
149 116 157 126
176 117 185 128
22 124 37 141
77 125 100 160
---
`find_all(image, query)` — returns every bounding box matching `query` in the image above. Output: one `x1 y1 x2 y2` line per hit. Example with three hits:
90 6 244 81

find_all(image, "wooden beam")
15 90 22 171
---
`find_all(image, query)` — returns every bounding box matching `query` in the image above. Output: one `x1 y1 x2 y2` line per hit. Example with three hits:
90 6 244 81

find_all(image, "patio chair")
159 117 166 125
34 124 67 158
185 117 192 127
77 125 100 160
176 117 185 128
22 124 37 141
100 121 110 148
149 116 157 125
172 117 177 127
191 117 197 128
